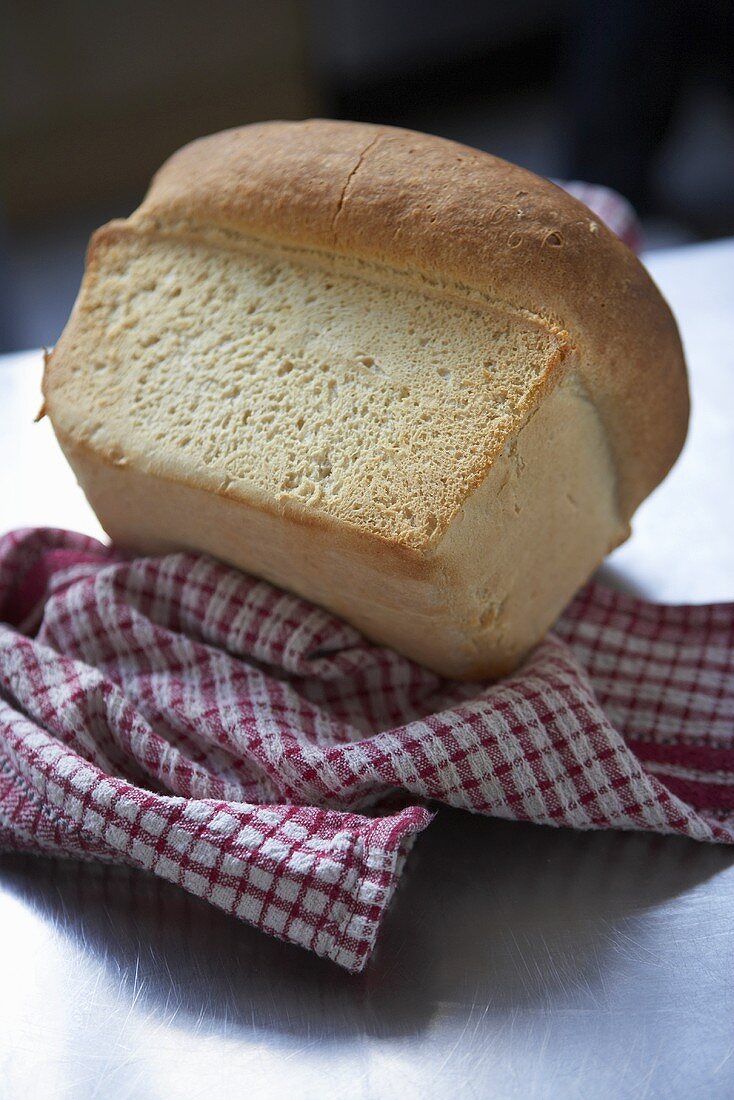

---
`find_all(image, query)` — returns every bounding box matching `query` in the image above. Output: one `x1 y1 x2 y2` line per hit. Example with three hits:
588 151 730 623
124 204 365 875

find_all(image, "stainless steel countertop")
1 238 734 1100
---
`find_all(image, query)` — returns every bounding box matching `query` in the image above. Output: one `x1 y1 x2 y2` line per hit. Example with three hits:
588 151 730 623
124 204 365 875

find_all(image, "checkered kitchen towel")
1 529 733 972
1 185 730 970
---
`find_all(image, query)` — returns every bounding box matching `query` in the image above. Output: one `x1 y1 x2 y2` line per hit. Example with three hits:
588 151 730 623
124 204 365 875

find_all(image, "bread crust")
132 119 689 517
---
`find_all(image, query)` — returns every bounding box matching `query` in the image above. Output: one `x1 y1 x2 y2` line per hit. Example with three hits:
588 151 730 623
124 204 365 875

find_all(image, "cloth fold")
0 181 723 969
1 527 733 971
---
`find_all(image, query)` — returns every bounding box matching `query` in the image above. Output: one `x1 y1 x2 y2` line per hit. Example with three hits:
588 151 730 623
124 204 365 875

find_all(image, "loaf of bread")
43 120 689 678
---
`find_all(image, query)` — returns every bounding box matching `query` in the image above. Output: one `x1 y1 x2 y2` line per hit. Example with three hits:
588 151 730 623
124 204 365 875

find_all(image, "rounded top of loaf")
133 118 688 516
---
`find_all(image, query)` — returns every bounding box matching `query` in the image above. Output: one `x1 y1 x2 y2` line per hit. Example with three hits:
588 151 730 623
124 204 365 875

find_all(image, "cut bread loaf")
43 120 689 679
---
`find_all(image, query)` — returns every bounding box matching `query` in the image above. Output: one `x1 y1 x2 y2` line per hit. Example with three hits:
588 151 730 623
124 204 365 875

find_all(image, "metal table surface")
1 239 733 1100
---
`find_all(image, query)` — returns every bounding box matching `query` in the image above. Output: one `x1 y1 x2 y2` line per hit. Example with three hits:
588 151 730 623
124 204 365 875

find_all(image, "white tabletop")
1 238 734 1100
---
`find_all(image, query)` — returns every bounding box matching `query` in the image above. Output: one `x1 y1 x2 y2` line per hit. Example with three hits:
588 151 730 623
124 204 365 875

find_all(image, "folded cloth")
0 183 719 969
1 528 733 972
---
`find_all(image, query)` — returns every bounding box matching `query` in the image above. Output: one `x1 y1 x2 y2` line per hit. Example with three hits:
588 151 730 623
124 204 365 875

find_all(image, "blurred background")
1 0 733 354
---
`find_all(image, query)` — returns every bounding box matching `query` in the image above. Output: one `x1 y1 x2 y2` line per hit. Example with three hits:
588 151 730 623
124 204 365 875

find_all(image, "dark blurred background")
1 0 733 353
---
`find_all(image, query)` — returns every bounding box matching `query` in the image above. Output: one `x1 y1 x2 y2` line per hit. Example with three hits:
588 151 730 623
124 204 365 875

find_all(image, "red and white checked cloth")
1 528 733 972
0 184 724 970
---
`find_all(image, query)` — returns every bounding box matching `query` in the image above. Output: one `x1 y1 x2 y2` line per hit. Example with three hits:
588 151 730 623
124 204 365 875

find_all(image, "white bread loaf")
43 120 689 679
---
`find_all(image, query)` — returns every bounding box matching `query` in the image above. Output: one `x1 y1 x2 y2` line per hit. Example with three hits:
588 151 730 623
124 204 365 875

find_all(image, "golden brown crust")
133 119 689 516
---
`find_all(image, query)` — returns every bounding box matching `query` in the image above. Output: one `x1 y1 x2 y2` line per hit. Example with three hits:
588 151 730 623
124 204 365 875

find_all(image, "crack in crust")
332 132 384 240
